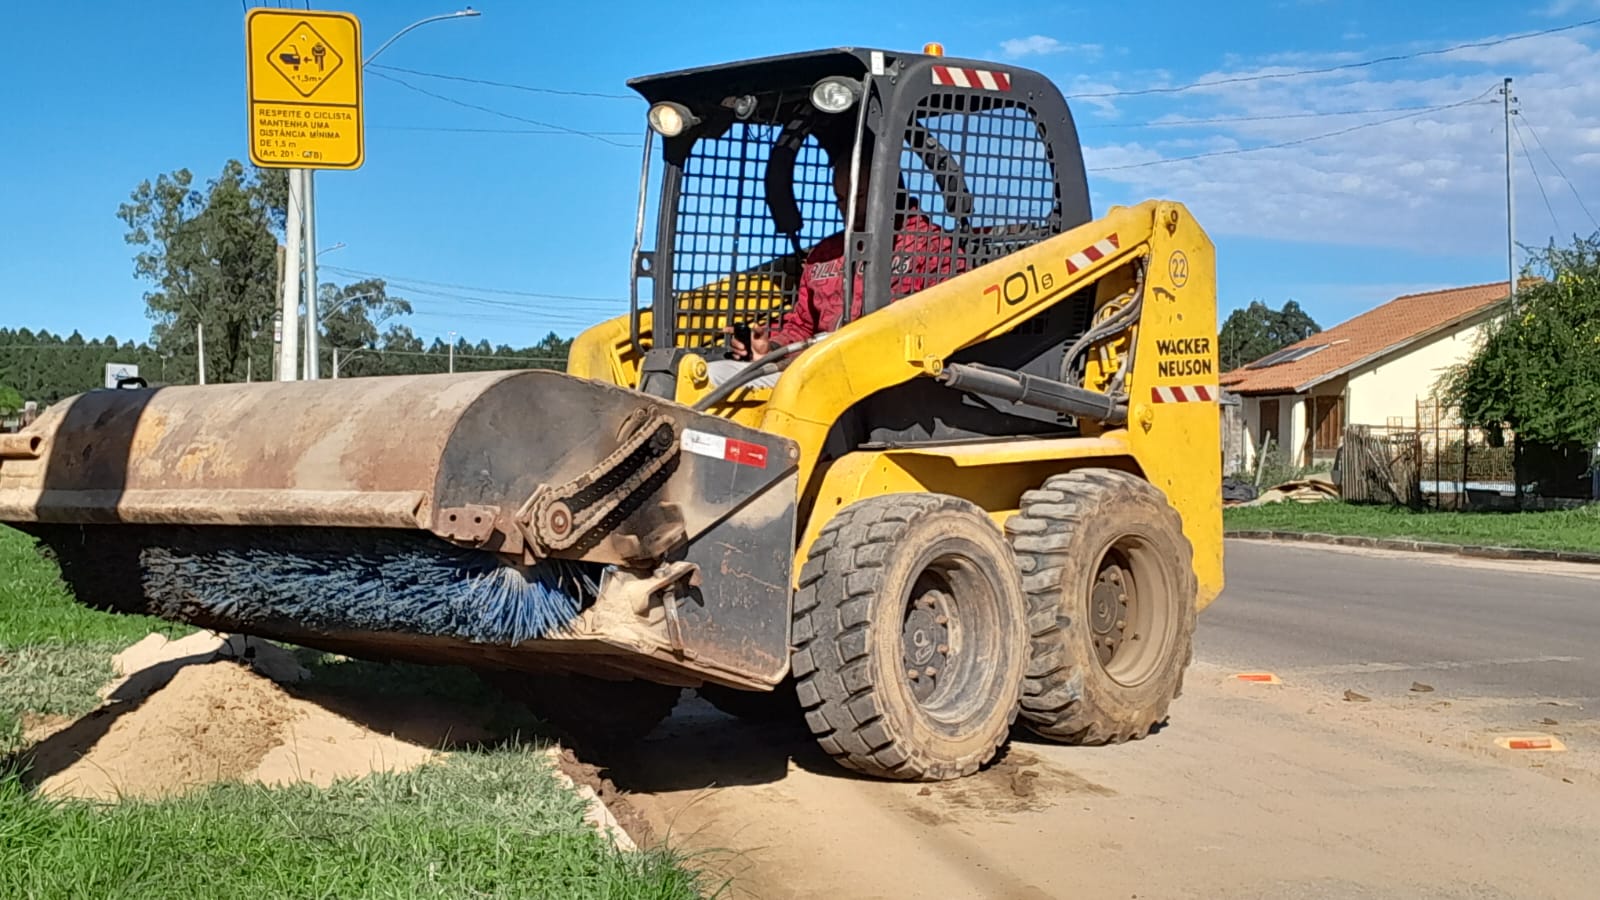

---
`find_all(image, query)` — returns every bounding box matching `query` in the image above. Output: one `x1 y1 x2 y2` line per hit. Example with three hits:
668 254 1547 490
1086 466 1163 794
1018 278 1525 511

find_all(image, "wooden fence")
1338 425 1422 507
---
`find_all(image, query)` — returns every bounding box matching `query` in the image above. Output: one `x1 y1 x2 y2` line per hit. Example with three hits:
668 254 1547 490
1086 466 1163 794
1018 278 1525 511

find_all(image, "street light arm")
363 9 480 67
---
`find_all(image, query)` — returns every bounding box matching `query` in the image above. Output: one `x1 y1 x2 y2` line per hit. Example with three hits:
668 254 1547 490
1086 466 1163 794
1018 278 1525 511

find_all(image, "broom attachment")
62 527 600 647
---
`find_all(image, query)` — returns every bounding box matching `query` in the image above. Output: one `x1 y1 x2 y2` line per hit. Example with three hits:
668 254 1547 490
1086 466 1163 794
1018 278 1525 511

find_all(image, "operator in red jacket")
708 144 955 388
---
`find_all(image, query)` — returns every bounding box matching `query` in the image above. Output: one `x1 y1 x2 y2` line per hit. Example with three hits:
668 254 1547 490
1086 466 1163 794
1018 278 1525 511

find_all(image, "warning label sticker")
682 429 769 469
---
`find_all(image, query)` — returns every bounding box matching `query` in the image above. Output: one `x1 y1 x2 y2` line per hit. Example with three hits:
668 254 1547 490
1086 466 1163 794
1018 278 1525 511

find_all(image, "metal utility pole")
196 321 207 385
1503 77 1517 312
278 168 304 381
448 329 457 373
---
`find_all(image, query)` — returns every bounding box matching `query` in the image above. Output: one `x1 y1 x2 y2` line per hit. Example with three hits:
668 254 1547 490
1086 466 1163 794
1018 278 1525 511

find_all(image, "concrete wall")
1346 317 1489 428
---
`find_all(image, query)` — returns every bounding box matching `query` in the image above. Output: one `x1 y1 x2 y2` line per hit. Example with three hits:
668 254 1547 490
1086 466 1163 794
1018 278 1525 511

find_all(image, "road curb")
543 747 638 852
1225 530 1600 566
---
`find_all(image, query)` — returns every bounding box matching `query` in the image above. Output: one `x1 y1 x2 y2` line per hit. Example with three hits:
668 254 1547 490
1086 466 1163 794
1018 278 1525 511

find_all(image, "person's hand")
724 322 772 360
748 322 772 357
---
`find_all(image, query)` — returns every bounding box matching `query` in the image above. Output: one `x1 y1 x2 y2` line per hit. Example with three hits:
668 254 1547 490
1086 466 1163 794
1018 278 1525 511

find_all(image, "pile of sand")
29 632 437 801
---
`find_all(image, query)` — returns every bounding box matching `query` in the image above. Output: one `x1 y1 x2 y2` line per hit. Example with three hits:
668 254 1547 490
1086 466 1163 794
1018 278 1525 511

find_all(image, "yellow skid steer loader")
0 46 1222 780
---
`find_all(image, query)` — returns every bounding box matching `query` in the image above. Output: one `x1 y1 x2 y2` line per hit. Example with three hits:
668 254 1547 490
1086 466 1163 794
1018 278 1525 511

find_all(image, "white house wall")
1345 318 1489 429
1240 393 1304 471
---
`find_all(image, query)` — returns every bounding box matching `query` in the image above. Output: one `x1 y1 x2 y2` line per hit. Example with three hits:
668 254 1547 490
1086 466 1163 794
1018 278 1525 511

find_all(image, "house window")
1313 395 1344 453
1259 398 1280 447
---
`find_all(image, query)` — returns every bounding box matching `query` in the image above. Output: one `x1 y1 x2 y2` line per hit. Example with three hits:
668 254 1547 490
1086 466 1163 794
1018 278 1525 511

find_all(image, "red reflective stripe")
724 438 768 469
1150 385 1217 403
932 66 1011 91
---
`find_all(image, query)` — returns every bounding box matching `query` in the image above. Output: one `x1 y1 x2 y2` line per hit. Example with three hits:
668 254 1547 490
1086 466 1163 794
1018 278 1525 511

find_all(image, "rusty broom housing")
0 369 802 691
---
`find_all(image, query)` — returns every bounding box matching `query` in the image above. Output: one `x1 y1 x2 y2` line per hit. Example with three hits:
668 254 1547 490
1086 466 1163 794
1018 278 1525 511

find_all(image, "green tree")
0 384 22 416
118 161 287 384
0 329 172 404
317 279 413 378
1442 236 1600 448
1219 300 1322 371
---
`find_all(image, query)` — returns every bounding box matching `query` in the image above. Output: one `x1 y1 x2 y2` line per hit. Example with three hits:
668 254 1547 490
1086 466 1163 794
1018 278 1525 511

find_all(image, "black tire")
792 494 1029 780
698 678 801 722
487 671 681 745
1005 468 1197 744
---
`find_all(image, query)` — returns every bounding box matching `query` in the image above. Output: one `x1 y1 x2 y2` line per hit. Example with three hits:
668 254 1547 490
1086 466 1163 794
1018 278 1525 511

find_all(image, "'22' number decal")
982 265 1055 313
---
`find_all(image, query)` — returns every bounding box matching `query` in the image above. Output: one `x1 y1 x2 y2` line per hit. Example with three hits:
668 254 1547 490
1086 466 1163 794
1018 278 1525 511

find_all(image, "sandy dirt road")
603 545 1600 900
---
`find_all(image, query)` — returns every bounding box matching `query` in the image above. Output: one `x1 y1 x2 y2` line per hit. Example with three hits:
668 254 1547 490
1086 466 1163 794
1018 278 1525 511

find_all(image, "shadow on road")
590 694 839 793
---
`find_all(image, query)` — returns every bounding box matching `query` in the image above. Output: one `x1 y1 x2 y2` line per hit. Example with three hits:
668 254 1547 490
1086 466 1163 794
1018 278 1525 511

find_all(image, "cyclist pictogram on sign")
268 22 345 97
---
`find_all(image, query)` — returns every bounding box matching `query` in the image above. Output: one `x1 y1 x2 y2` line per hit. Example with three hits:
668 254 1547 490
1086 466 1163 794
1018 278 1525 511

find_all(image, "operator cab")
626 46 1097 442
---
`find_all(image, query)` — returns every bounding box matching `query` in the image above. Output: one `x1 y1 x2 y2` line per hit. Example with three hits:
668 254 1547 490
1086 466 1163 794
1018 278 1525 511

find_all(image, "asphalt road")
609 541 1600 900
1203 540 1600 710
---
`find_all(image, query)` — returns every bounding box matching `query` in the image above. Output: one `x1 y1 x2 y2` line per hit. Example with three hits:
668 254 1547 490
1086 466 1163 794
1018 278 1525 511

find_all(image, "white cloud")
1540 0 1600 16
1065 28 1600 256
999 35 1100 60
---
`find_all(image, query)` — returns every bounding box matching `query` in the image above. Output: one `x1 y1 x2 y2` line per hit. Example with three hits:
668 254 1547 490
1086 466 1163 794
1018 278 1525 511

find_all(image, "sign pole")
279 167 303 381
305 169 321 379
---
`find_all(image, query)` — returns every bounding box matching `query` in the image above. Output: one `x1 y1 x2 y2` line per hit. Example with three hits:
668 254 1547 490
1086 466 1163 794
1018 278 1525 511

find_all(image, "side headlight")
647 102 698 137
810 77 861 114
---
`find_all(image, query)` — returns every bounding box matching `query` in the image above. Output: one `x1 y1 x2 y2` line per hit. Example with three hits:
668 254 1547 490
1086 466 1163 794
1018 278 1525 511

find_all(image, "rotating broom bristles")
116 527 599 646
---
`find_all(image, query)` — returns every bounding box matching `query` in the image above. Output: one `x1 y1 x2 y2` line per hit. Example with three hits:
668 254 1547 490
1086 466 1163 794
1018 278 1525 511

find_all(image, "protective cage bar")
891 94 1063 300
666 120 846 349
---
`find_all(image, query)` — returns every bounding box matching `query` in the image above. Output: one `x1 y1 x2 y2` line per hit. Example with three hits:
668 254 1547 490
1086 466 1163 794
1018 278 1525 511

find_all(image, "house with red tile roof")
1220 280 1519 469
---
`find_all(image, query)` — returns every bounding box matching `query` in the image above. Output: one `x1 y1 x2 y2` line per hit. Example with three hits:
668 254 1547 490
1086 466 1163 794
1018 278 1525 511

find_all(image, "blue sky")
4 0 1600 347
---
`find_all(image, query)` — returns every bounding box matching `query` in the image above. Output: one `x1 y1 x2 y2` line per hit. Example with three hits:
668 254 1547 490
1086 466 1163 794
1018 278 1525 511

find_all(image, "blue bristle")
138 529 598 646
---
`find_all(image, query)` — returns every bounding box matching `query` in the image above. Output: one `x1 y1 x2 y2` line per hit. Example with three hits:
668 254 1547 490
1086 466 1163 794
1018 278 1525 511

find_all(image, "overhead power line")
373 125 638 138
397 285 624 312
1083 102 1444 129
1088 86 1497 173
368 71 634 147
321 265 625 304
1513 118 1562 234
1068 16 1600 99
330 346 570 363
368 63 638 101
1516 109 1600 231
407 309 596 327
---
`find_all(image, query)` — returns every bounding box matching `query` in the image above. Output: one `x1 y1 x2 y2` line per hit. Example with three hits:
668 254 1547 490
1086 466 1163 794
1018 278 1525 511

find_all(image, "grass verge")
0 525 176 648
0 525 186 756
0 747 704 899
1225 502 1600 553
0 523 710 896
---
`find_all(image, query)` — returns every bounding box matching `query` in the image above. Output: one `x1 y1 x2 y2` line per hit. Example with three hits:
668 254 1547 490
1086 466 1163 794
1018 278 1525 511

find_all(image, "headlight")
647 102 697 137
810 77 861 114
